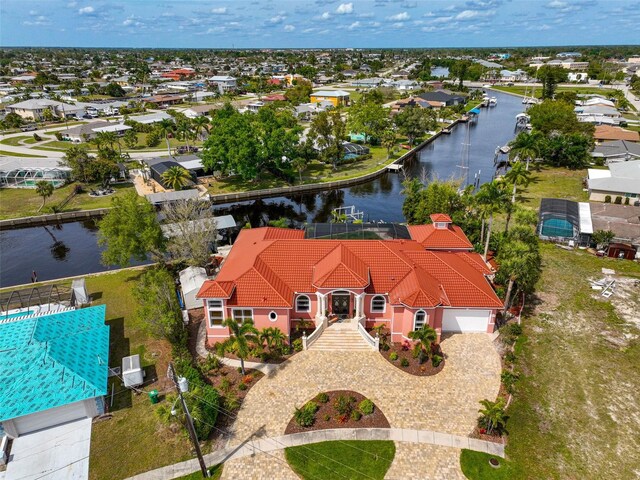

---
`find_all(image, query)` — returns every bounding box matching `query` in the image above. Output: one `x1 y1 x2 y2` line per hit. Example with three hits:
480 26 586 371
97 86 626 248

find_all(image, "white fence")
356 317 379 351
302 317 327 350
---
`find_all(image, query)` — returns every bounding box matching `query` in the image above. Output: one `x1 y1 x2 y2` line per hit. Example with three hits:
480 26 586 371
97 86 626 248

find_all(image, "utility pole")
167 362 209 478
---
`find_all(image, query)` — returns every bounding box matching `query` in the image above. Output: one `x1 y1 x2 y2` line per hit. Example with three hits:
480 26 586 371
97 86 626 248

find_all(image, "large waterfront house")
197 215 502 347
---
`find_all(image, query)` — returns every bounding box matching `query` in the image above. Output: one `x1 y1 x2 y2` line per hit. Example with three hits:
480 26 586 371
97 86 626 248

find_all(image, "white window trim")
413 310 427 331
295 294 311 313
207 299 225 329
370 295 386 314
268 311 278 322
232 308 254 323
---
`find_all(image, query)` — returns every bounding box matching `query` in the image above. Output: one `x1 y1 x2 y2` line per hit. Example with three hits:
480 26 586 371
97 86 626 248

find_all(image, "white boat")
489 97 497 106
515 112 530 128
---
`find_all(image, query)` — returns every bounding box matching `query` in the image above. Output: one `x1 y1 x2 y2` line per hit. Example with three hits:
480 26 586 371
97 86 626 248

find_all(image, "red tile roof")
407 224 473 250
430 213 452 223
197 226 501 309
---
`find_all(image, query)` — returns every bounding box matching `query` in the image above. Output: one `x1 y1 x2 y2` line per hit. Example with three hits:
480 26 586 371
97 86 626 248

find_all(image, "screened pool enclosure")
0 158 70 188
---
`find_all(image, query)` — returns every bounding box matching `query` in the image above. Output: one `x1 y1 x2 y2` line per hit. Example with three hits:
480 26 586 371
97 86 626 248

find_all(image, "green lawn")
174 465 223 480
285 441 395 480
0 150 47 157
0 182 134 220
493 244 640 479
460 450 514 480
518 166 588 209
0 135 33 147
87 269 195 480
207 146 400 195
492 85 622 98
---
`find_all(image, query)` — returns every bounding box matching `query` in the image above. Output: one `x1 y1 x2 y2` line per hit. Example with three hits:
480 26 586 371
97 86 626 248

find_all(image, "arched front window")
414 310 426 330
296 295 310 312
370 295 386 313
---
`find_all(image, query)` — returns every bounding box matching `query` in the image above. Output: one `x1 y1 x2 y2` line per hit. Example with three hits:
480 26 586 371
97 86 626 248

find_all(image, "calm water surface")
0 91 523 287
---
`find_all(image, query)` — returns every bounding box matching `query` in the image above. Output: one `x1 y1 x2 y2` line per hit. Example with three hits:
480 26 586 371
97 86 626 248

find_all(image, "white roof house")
128 111 173 124
588 160 640 201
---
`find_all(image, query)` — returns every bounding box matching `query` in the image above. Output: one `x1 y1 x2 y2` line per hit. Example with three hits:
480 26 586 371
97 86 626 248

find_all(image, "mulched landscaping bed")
284 390 390 435
469 426 507 445
378 341 445 376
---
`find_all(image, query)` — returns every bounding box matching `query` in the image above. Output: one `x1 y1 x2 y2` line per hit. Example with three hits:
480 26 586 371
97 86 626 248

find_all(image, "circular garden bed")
378 340 445 376
285 390 390 434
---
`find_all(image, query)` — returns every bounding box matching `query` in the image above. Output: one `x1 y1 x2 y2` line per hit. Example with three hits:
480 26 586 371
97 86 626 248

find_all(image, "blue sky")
1 0 639 48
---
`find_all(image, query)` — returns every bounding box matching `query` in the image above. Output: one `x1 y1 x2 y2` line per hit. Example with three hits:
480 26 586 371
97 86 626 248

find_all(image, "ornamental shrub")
389 352 398 361
334 395 354 415
359 399 374 415
604 195 611 203
317 392 329 403
625 197 630 205
293 338 303 352
351 410 362 421
294 401 318 427
400 357 410 367
431 354 443 367
614 196 622 204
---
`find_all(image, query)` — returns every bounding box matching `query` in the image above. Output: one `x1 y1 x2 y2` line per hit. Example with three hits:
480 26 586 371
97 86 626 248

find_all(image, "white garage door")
13 401 87 435
442 309 491 333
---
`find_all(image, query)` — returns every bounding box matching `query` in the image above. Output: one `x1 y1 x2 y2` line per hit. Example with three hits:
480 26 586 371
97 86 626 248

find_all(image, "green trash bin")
148 389 159 404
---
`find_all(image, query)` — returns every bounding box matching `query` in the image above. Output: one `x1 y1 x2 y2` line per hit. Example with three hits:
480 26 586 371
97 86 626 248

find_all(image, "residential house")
568 72 589 82
594 125 640 143
587 160 640 202
393 80 420 91
184 104 220 118
390 96 432 115
575 105 622 125
417 90 466 107
196 215 502 347
142 94 184 108
208 75 237 93
500 69 528 82
0 305 109 438
6 99 83 121
61 121 131 142
161 68 196 81
310 90 351 107
128 111 173 125
591 140 640 164
350 78 385 89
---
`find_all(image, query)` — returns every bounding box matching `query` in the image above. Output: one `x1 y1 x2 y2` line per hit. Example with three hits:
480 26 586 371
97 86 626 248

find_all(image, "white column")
315 292 323 319
355 293 365 318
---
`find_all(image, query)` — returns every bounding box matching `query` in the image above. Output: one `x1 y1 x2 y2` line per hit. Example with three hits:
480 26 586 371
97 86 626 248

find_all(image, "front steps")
307 323 372 351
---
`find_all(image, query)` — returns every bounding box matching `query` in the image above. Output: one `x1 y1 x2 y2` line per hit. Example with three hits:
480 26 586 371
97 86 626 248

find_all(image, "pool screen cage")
304 223 411 241
342 142 370 157
538 198 580 240
0 167 69 188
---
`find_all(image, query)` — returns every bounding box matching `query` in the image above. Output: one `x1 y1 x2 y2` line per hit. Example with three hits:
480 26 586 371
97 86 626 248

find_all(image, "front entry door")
331 293 350 319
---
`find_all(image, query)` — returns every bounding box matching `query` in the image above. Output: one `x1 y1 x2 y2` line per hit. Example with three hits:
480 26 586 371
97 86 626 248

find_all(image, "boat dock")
387 164 403 172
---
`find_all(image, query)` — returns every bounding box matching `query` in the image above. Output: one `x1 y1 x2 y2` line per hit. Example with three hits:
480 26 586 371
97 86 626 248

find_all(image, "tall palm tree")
157 119 175 157
223 318 259 375
408 325 438 364
503 161 532 233
161 166 191 191
477 180 509 261
35 180 54 212
509 131 542 170
478 398 508 435
260 327 287 355
176 120 193 150
192 115 210 141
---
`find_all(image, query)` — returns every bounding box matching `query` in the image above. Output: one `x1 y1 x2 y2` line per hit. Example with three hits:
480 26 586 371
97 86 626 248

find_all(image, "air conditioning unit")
122 354 145 388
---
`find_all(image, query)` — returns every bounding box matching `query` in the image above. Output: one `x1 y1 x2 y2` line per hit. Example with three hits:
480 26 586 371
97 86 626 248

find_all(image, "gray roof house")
591 140 640 164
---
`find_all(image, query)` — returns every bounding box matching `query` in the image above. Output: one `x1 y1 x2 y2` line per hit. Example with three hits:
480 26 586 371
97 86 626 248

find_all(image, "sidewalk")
126 427 505 480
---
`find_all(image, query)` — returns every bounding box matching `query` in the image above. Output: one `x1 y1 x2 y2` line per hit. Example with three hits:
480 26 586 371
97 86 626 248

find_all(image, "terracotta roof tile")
429 213 452 223
407 224 473 250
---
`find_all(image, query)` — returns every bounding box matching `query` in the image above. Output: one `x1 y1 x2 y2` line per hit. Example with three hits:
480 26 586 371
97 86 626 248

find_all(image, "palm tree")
503 161 531 232
260 327 286 355
35 180 54 212
478 398 508 435
176 120 193 150
157 119 175 157
192 115 210 141
408 325 438 364
509 131 542 170
381 128 396 159
477 180 510 261
222 318 259 375
161 166 191 191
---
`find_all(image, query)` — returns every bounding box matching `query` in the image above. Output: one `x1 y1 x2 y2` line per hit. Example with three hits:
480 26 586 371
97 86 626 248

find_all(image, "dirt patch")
284 390 390 434
378 341 445 376
607 277 640 327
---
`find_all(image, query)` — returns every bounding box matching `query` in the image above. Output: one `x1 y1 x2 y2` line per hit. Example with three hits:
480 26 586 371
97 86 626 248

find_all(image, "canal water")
0 91 523 287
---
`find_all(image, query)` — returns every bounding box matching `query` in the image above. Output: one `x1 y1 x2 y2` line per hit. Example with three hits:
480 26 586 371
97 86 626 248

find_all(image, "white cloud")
29 9 38 15
211 7 228 14
357 12 374 18
348 21 361 29
78 6 94 14
23 15 51 26
336 2 354 14
320 11 331 19
122 15 143 27
269 14 286 23
455 9 496 20
370 21 381 27
392 22 404 28
388 12 410 21
284 24 295 31
548 0 567 7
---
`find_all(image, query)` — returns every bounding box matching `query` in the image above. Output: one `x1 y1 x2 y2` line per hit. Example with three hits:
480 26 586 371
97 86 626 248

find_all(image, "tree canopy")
309 109 347 170
393 106 436 146
347 99 389 144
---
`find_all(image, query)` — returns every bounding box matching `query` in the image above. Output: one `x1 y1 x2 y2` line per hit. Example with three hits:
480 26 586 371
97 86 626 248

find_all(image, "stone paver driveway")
221 333 500 479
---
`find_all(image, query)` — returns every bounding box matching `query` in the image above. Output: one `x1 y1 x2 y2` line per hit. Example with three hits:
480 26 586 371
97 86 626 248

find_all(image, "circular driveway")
221 333 501 479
